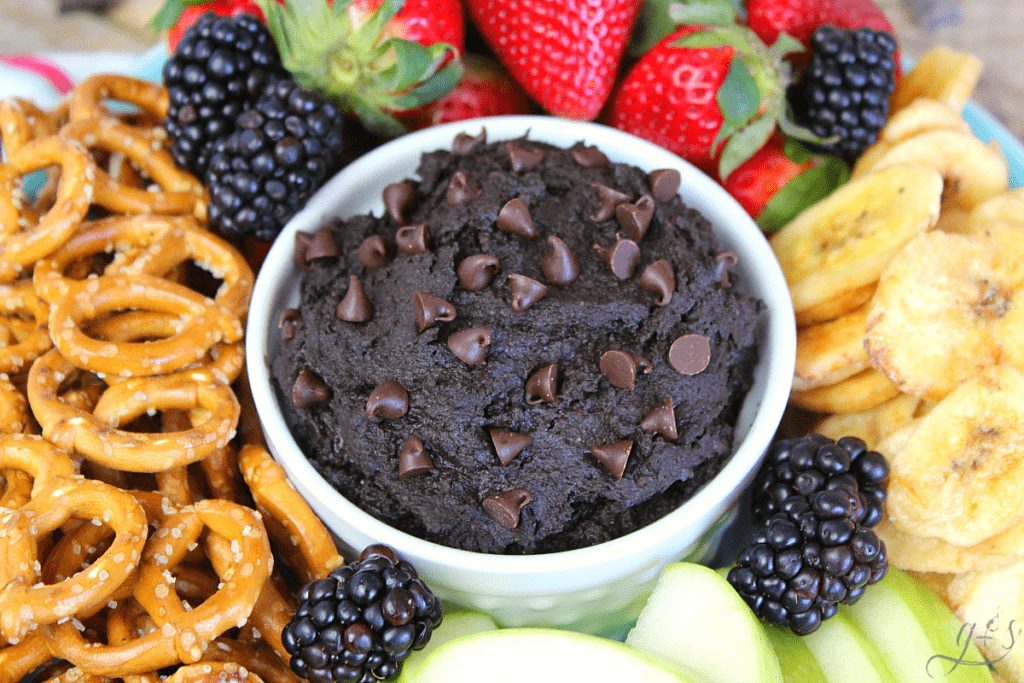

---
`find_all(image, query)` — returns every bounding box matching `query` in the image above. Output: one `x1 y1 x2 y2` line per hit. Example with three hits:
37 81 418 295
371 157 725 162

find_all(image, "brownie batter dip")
271 130 764 554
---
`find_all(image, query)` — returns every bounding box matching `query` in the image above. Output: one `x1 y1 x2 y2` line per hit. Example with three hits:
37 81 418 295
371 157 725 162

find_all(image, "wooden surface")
0 0 1022 141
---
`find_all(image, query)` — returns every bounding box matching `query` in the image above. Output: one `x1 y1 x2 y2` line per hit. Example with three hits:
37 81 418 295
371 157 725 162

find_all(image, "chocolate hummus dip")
271 131 764 554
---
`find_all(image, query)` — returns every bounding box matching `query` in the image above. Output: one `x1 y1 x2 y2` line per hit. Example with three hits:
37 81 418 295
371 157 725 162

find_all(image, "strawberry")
347 0 465 55
397 54 534 130
464 0 643 120
721 133 850 232
154 0 268 52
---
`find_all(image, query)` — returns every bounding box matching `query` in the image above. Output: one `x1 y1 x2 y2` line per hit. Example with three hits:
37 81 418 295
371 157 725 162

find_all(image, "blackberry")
283 544 443 683
205 78 344 242
163 12 285 178
729 491 888 635
790 25 898 160
752 433 889 528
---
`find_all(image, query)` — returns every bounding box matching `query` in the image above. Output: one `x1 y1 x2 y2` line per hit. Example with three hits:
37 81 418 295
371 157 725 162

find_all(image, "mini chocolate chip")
640 259 675 306
366 380 409 419
279 308 301 340
508 273 547 312
336 275 373 322
496 197 538 238
714 250 739 288
641 398 678 439
294 231 313 270
398 436 434 478
358 235 395 269
452 129 486 155
648 168 681 201
506 141 545 172
482 488 532 528
306 223 340 260
590 440 633 480
457 254 500 291
571 142 609 168
293 368 331 408
396 223 430 255
524 363 559 404
616 194 655 241
669 334 711 375
541 235 579 285
488 429 533 466
413 292 456 332
445 171 482 206
599 350 651 390
448 327 491 365
594 235 641 279
383 182 415 223
589 182 631 222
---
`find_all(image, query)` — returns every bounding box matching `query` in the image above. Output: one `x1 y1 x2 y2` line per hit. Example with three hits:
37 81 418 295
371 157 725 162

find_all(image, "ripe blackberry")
163 12 285 178
752 433 889 528
283 544 443 683
790 25 898 160
729 491 888 635
205 78 344 242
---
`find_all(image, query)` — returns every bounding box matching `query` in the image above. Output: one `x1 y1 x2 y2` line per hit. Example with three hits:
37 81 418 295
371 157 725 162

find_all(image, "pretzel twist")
0 279 52 374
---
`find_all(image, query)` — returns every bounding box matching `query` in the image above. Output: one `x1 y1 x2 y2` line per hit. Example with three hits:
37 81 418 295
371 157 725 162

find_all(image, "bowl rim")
247 115 796 580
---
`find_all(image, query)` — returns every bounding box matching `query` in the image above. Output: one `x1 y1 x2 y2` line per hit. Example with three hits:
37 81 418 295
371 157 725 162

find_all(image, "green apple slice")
625 562 784 683
409 627 709 683
802 611 897 683
763 623 830 683
396 610 498 682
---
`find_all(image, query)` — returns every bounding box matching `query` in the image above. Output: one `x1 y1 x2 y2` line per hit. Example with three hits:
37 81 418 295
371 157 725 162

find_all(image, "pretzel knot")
0 279 52 374
68 74 170 128
0 136 95 283
27 349 240 473
44 498 272 676
0 475 148 643
0 98 64 158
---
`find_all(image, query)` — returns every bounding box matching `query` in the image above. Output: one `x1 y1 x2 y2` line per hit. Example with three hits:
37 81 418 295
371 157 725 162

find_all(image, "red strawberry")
397 54 534 130
348 0 466 55
747 0 896 47
464 0 643 120
157 0 268 52
724 133 812 220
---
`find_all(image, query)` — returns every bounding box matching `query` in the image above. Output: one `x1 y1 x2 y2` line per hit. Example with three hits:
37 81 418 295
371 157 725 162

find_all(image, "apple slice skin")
396 611 499 683
763 624 830 683
409 627 708 683
626 563 784 683
802 612 898 683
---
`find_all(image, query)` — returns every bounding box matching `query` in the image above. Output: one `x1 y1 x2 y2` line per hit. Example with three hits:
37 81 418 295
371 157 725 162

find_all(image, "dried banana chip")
962 188 1024 235
877 518 1022 574
793 302 870 391
794 282 876 327
789 366 902 414
947 561 1024 682
890 46 983 113
814 392 928 451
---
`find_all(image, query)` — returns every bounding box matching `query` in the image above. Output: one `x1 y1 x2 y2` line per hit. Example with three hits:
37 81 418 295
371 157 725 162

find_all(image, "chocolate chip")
306 223 340 260
594 235 641 279
413 292 456 332
398 436 433 478
640 259 675 306
396 223 430 255
669 334 711 375
616 194 655 241
453 129 487 155
496 197 538 238
488 428 533 466
524 363 559 404
590 440 633 480
358 235 395 269
457 254 500 291
641 398 678 439
336 275 373 322
599 350 651 390
445 171 482 206
448 327 491 365
571 142 609 168
714 250 739 288
482 488 532 528
294 231 312 270
541 235 578 285
366 380 409 419
506 141 545 172
279 308 301 341
383 181 415 223
293 368 330 408
589 182 631 222
648 168 681 201
508 273 547 312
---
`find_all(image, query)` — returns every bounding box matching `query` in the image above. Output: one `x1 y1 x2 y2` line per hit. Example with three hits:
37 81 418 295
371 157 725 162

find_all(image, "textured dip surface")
271 135 764 554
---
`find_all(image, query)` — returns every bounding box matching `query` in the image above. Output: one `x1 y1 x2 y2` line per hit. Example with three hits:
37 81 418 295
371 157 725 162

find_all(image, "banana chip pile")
771 47 1024 682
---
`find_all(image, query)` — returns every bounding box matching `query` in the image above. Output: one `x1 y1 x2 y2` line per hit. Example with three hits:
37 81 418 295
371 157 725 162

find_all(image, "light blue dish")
963 102 1023 188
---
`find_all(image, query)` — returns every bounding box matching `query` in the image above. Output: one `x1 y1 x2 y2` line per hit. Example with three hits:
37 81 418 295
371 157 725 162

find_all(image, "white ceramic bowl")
247 115 796 637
